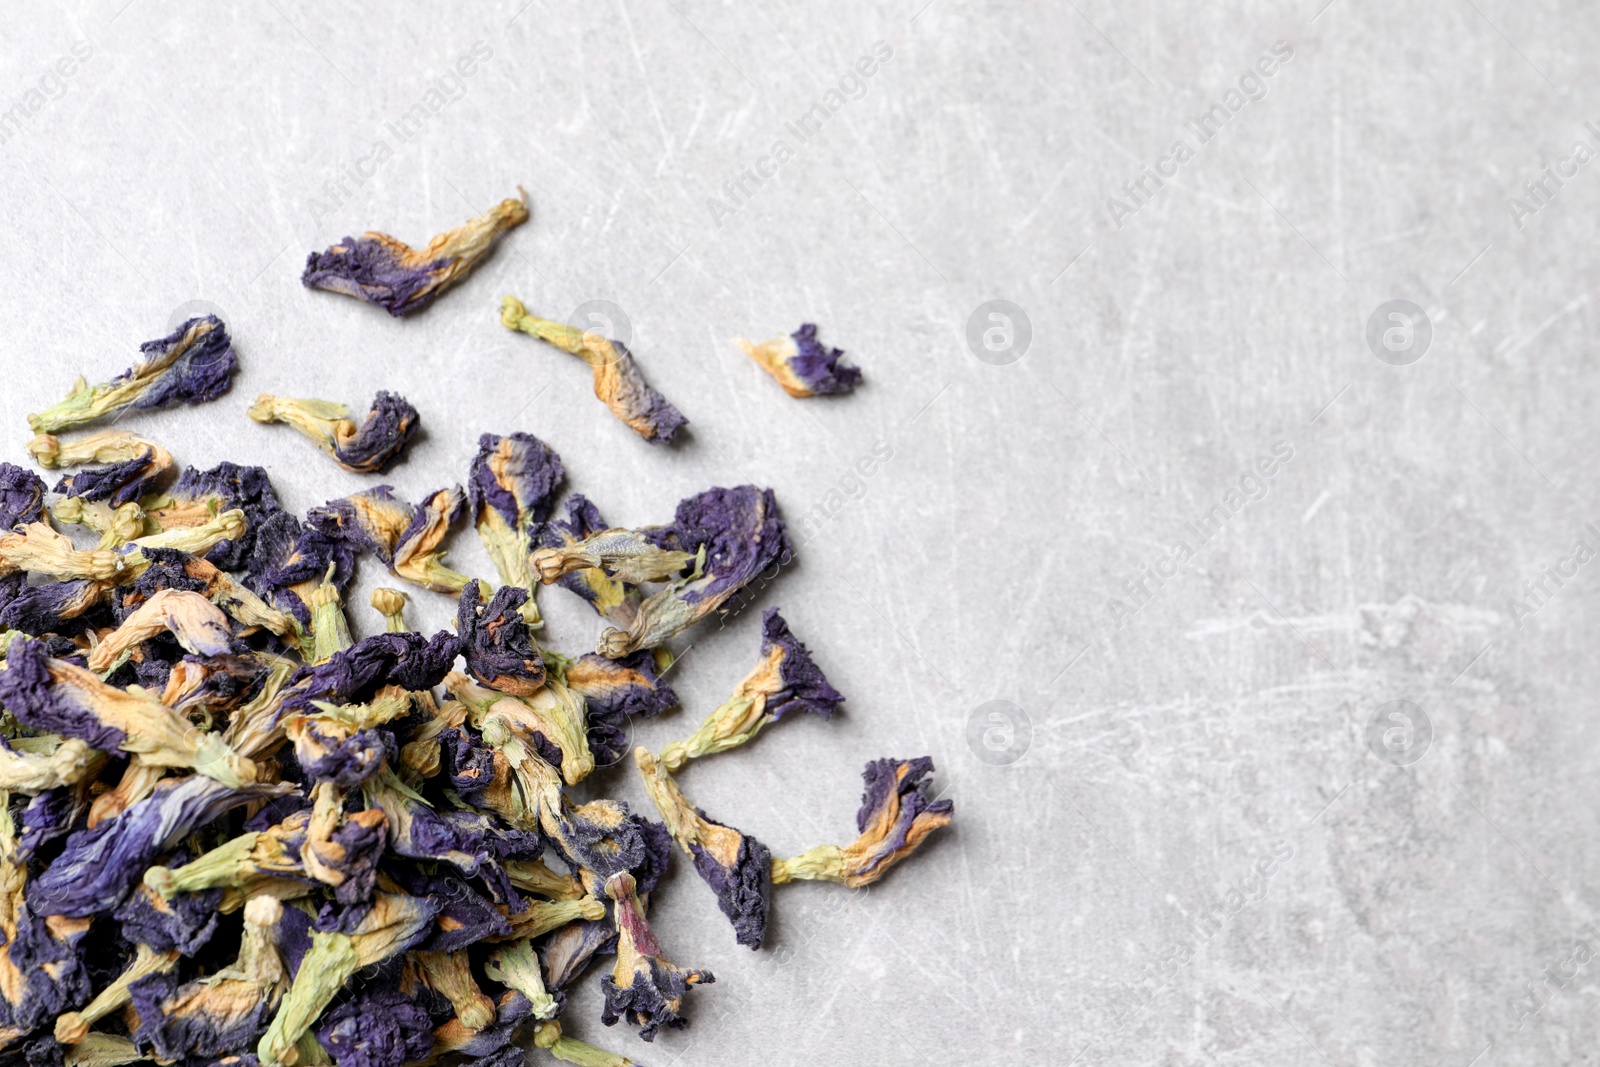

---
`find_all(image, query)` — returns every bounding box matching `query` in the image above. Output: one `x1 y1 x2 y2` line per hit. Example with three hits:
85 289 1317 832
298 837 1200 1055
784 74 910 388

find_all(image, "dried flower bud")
483 937 559 1021
501 296 687 444
457 580 546 695
659 607 842 769
27 316 238 434
770 757 953 888
469 432 565 617
634 749 772 948
54 943 179 1045
370 586 410 632
301 191 529 316
734 323 861 397
247 392 419 473
28 430 173 507
599 871 712 1041
597 486 791 657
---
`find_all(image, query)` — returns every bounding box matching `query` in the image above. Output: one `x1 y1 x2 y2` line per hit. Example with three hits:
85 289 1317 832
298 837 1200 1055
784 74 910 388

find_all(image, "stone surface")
2 1 1597 1063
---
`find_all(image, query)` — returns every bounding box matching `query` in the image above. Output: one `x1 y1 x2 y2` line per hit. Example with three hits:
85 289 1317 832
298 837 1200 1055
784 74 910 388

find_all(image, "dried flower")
0 736 97 794
27 430 173 507
599 871 712 1041
770 757 953 888
412 948 498 1030
734 323 861 397
0 790 92 1045
457 580 546 696
255 892 439 1066
54 943 180 1044
85 587 238 675
561 650 677 767
247 392 420 473
597 486 792 657
142 460 285 571
301 191 529 316
530 496 642 624
483 937 559 1021
143 810 316 910
25 775 289 917
634 748 772 948
501 297 687 444
0 638 260 787
127 895 288 1061
447 670 593 786
468 432 565 620
530 1019 639 1067
312 486 472 593
659 607 842 769
27 316 238 434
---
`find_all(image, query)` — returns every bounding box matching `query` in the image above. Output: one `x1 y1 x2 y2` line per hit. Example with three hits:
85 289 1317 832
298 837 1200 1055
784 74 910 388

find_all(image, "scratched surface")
3 1 1599 1064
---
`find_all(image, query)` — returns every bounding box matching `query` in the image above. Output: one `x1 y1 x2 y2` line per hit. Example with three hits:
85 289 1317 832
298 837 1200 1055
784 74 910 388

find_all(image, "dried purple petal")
734 322 861 397
315 988 434 1067
598 871 712 1041
634 749 771 948
458 580 546 696
599 485 792 657
771 756 953 889
501 297 687 444
28 431 173 507
145 461 284 571
659 607 841 769
28 316 238 434
247 392 419 473
302 192 528 316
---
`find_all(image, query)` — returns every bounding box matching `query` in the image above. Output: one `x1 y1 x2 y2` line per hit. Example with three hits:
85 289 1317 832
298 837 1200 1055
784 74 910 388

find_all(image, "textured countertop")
3 1 1598 1064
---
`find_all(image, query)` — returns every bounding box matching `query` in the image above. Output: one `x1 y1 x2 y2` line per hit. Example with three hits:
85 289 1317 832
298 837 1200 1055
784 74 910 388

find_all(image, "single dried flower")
447 670 593 786
457 580 546 696
659 607 841 769
501 296 687 444
27 430 173 507
54 943 180 1045
634 748 772 948
27 316 238 434
247 392 420 473
468 432 565 621
301 191 529 316
312 486 472 593
599 871 712 1041
412 948 498 1030
562 650 678 768
85 588 238 675
142 460 285 570
143 810 316 910
770 756 953 888
733 323 861 397
482 937 559 1021
597 486 791 657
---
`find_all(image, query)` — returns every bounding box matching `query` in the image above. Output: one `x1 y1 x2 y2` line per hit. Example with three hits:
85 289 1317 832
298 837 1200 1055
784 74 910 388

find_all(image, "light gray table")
3 1 1596 1064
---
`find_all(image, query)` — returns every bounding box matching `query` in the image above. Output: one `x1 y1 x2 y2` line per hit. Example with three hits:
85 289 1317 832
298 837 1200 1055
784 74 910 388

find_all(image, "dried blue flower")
126 895 288 1061
287 629 461 713
111 876 221 955
314 987 433 1067
27 316 238 434
771 756 953 888
468 432 565 615
562 650 677 768
247 392 420 473
448 671 593 787
599 871 712 1041
311 486 472 593
0 793 92 1046
27 431 173 508
530 496 642 625
144 461 284 571
633 749 771 948
734 322 861 397
302 192 529 316
27 775 289 917
501 297 688 445
458 581 546 696
0 638 260 787
598 486 792 657
658 607 841 769
256 892 439 1066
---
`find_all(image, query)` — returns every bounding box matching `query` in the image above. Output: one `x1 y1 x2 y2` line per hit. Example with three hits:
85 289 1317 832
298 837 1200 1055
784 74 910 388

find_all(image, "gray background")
3 1 1598 1064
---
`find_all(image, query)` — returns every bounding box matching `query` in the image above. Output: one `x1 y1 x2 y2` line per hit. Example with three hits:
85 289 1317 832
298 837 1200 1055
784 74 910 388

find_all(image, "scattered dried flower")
733 323 861 397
